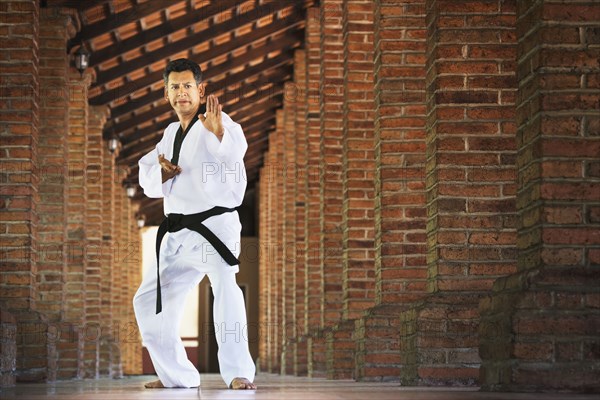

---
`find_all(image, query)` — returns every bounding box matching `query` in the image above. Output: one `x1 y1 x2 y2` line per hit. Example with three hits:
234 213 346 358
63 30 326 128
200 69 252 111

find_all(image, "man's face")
164 70 205 115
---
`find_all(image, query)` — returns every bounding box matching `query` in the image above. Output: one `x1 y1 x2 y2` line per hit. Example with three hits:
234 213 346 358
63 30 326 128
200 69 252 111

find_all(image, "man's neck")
177 106 200 132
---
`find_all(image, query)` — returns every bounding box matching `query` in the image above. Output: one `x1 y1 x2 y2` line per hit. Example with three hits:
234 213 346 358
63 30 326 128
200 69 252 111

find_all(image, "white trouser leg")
207 268 256 387
133 243 204 388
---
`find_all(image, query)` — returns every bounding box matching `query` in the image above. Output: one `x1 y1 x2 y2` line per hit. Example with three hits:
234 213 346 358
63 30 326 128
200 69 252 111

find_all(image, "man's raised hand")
199 94 224 141
158 153 182 183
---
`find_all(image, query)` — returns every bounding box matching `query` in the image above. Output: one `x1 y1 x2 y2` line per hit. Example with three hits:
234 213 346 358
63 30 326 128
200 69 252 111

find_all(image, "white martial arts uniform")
133 111 255 388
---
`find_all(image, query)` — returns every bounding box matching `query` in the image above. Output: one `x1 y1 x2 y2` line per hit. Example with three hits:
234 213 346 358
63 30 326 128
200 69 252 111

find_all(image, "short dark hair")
163 58 202 85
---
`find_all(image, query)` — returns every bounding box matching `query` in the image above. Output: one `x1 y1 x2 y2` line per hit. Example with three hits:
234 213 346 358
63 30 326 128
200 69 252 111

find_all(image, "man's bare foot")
144 380 165 389
229 377 257 390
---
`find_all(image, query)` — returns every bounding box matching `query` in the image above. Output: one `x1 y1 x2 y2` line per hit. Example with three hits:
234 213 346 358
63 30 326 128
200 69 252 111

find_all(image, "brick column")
417 0 518 385
282 82 297 375
257 165 268 372
127 201 142 374
37 7 77 382
37 7 70 325
326 0 377 381
303 6 324 378
479 0 600 392
0 0 40 316
319 0 344 327
0 0 57 384
273 111 284 374
65 70 91 378
354 0 428 383
292 49 308 376
116 184 142 375
100 131 117 377
341 0 376 322
304 8 322 336
82 105 109 378
110 169 127 378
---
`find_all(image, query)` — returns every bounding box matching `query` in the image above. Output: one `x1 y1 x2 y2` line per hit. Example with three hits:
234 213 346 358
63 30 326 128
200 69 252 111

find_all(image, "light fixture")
108 134 120 154
74 43 90 77
126 184 136 198
136 214 146 229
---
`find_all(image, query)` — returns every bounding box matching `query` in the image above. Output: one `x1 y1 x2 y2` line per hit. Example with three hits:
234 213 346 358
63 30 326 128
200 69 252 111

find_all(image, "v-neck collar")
179 102 206 138
171 103 206 166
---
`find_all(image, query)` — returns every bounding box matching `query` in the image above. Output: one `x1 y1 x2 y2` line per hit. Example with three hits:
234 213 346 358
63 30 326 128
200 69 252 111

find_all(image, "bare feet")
229 377 257 390
144 380 165 389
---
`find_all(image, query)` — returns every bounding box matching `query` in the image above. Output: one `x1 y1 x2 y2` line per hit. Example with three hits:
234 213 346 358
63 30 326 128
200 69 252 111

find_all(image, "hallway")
1 374 596 400
1 0 599 395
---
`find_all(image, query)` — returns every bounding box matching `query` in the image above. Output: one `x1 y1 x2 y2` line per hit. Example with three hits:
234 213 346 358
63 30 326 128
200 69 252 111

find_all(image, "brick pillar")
293 49 308 376
37 6 70 324
282 82 297 375
341 0 376 322
82 105 109 378
262 145 275 373
257 165 268 372
116 183 142 375
479 1 600 392
305 7 323 334
319 0 344 327
37 7 77 382
326 0 377 381
304 6 324 378
110 169 126 378
65 70 91 379
100 131 117 377
273 110 284 374
0 0 57 384
127 201 142 374
354 0 428 383
417 0 518 385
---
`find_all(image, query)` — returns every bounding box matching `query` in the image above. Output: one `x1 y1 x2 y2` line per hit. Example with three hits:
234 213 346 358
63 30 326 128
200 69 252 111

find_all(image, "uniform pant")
133 234 255 388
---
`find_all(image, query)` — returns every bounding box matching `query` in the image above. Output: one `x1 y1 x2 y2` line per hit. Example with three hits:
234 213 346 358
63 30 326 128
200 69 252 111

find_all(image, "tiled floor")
0 373 595 400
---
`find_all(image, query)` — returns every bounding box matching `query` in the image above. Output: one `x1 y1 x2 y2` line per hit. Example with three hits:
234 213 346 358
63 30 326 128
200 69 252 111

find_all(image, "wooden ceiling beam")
91 0 289 66
91 29 302 106
68 1 179 49
44 0 111 10
94 13 304 88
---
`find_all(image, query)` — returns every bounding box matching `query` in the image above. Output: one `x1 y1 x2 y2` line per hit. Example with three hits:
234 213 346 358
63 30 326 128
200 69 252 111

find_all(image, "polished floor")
0 373 596 400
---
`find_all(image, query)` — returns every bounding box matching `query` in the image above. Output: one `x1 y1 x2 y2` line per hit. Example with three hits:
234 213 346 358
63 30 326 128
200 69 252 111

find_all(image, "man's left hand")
200 94 224 141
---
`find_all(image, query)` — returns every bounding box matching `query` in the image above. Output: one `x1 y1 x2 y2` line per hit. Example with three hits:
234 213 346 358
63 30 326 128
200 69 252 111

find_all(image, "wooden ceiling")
46 0 314 224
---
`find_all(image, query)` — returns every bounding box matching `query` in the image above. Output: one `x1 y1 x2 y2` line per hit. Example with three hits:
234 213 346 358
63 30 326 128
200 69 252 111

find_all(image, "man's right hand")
159 154 182 183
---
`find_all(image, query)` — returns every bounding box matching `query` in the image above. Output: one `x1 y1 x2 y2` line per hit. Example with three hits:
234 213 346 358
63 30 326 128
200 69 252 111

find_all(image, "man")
133 58 256 390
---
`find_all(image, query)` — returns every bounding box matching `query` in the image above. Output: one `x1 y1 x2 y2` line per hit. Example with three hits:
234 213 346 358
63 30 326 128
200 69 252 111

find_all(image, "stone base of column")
355 304 405 382
295 336 309 376
412 294 482 386
480 267 600 393
308 330 328 378
326 319 356 380
0 309 17 388
14 310 56 383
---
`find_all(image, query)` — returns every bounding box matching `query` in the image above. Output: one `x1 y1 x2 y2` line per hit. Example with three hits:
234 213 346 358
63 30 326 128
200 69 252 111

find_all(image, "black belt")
154 206 239 314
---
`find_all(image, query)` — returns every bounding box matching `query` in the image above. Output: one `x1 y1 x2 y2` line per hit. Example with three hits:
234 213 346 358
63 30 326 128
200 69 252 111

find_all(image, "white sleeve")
138 139 173 198
206 111 248 166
